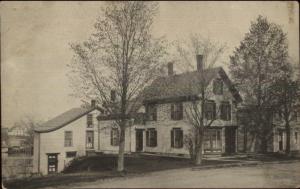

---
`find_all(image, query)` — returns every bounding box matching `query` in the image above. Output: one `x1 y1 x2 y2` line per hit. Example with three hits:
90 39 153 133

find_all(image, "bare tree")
175 34 226 165
68 2 167 172
14 116 42 155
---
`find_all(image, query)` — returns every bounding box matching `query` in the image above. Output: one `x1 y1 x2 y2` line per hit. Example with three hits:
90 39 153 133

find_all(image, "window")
204 101 216 120
204 129 222 152
86 131 94 149
171 128 183 148
111 128 119 146
295 132 298 144
146 129 157 147
213 79 223 95
171 103 183 120
87 114 93 128
220 101 231 121
146 104 157 121
66 151 77 158
64 131 72 147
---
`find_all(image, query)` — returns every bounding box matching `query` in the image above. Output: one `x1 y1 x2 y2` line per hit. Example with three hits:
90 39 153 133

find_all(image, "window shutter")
171 129 174 147
220 81 223 94
213 102 216 119
228 104 231 120
179 103 183 119
146 130 149 147
154 130 157 147
179 129 183 148
213 80 217 94
110 129 113 146
145 105 149 120
171 104 174 120
153 106 157 121
220 104 224 120
116 129 120 145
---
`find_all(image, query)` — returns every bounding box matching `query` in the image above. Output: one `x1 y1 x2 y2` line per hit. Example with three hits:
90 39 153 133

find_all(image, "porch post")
221 127 225 153
235 127 238 153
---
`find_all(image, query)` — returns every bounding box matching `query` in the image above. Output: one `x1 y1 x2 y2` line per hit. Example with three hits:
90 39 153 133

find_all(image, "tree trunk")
285 121 291 156
260 135 268 153
250 134 257 153
117 122 126 172
194 128 204 165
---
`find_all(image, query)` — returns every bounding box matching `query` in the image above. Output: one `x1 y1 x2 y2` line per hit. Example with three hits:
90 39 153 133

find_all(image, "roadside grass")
3 153 300 189
224 152 300 162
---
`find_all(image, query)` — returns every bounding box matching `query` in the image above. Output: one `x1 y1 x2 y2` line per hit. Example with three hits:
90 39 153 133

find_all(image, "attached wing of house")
34 105 102 133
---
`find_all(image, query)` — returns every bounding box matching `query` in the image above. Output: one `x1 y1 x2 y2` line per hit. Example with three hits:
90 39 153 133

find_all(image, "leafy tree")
270 72 300 155
68 2 167 172
229 15 290 153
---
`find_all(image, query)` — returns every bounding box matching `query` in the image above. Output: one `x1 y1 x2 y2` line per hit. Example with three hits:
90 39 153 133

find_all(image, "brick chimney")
168 62 174 76
111 90 116 102
196 54 203 71
91 99 96 108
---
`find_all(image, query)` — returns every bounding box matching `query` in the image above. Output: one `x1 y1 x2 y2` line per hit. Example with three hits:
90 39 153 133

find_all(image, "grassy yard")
3 154 233 189
3 153 300 189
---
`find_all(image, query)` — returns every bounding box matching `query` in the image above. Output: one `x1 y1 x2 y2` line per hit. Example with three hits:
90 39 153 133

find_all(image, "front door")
47 153 58 174
86 131 94 149
225 127 236 154
136 129 143 152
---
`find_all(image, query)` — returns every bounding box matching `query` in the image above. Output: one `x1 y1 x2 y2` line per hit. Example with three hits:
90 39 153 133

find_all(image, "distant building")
2 126 29 149
236 105 300 153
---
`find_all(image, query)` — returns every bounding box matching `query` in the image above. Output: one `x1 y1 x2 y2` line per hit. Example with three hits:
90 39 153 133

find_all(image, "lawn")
3 153 300 189
3 154 235 189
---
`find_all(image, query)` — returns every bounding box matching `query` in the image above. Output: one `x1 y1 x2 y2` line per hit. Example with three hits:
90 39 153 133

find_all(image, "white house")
33 101 104 175
98 55 243 156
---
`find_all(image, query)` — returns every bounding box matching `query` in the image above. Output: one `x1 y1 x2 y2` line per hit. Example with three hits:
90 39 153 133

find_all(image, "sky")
1 1 299 127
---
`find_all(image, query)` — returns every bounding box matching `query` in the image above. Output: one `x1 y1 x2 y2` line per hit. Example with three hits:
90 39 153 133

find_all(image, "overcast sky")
1 1 299 127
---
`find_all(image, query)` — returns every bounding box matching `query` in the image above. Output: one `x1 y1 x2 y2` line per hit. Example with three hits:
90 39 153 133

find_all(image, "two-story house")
97 55 242 156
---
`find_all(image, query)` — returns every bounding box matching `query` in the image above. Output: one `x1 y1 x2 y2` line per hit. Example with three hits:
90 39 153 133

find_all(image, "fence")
2 154 33 180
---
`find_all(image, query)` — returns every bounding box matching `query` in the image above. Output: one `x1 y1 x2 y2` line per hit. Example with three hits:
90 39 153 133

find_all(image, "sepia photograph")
1 1 300 188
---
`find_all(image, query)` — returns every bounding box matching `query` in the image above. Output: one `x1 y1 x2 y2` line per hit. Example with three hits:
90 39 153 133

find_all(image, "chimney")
168 62 174 76
91 99 96 108
196 54 203 71
111 90 116 102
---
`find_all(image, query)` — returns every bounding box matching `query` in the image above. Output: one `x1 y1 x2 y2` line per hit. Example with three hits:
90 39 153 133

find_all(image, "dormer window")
213 79 223 95
87 114 93 128
220 101 231 121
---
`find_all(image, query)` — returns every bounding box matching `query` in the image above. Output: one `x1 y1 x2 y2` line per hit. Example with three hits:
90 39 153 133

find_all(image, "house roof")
142 67 242 103
34 106 102 133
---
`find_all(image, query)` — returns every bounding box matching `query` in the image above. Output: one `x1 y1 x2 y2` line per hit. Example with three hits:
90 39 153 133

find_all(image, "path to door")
72 161 300 188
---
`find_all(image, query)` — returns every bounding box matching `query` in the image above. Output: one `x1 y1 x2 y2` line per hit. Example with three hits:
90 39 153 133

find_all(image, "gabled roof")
34 106 102 133
142 67 242 103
